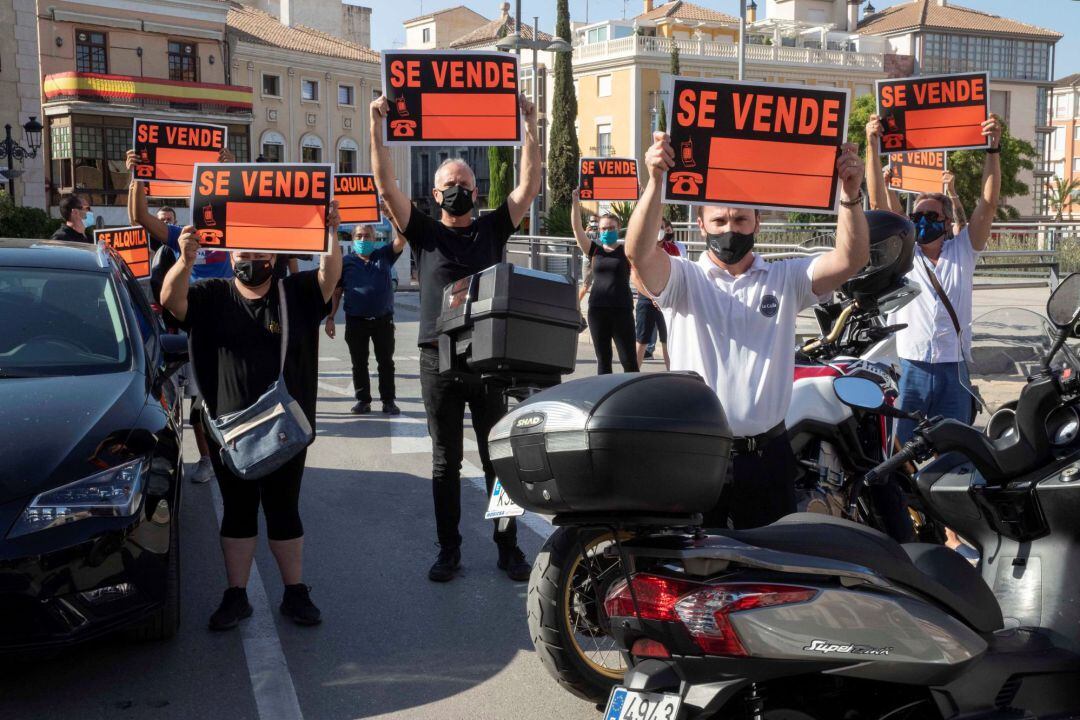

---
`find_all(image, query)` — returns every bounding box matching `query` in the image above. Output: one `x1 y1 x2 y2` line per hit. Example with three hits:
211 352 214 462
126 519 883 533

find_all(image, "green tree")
846 93 878 158
949 123 1036 220
0 193 61 238
546 0 580 213
487 146 513 210
1047 176 1080 221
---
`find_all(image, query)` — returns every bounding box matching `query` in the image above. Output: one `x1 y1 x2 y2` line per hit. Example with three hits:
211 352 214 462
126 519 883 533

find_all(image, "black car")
0 238 187 650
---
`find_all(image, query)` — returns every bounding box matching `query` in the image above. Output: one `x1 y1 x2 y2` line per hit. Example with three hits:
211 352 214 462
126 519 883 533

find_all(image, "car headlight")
7 458 148 538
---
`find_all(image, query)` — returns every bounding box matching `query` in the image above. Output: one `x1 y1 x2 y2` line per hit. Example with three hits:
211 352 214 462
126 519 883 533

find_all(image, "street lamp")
1 116 43 199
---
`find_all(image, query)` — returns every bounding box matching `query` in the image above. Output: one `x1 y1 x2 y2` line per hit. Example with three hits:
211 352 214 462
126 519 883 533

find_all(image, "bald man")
370 93 541 583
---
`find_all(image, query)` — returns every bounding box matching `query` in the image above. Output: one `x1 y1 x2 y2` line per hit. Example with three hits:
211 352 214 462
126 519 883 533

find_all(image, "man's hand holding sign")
875 72 989 153
133 118 228 199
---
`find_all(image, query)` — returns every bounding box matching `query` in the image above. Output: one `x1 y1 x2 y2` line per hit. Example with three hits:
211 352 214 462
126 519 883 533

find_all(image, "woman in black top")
572 190 638 374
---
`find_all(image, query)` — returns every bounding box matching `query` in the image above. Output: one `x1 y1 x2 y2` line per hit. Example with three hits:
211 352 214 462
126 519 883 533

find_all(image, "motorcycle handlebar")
863 439 925 486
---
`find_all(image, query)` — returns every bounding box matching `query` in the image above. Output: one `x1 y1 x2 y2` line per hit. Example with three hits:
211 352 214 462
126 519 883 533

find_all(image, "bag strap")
920 257 961 336
276 280 289 376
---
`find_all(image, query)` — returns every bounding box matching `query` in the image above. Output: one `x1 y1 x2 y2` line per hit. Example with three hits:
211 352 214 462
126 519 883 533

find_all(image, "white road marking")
208 481 304 720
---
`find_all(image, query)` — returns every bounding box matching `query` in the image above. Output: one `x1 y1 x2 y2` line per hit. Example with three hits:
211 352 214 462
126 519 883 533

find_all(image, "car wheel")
130 516 180 641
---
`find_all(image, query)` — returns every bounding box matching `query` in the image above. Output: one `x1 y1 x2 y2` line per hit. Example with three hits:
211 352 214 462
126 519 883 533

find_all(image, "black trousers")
419 347 516 550
345 314 396 404
704 432 799 530
588 305 638 375
207 440 307 541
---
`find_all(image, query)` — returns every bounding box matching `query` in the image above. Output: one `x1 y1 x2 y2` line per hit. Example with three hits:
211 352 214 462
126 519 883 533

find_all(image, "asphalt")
0 283 1052 720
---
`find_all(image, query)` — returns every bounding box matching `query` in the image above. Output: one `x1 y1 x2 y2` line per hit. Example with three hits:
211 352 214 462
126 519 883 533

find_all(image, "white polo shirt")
891 228 979 364
653 252 822 437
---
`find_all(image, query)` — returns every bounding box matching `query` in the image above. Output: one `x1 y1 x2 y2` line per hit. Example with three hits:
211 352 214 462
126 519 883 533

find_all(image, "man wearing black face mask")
626 131 870 529
160 207 341 631
369 93 541 582
865 113 1002 445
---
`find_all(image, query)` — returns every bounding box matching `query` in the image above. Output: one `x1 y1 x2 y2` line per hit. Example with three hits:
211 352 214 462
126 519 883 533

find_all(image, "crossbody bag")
920 257 982 419
192 282 314 480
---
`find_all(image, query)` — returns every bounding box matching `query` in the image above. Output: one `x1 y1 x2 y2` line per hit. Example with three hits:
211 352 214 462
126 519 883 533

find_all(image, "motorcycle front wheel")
527 526 629 703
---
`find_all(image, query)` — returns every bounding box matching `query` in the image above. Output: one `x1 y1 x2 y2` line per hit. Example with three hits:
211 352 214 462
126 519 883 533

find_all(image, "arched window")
260 130 286 162
300 133 323 163
337 136 359 173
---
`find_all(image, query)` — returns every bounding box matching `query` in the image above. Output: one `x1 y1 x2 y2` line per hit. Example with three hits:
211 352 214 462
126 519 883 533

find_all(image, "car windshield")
0 267 131 377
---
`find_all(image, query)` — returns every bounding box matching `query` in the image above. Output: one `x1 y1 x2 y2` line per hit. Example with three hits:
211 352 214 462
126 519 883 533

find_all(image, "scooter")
592 274 1080 718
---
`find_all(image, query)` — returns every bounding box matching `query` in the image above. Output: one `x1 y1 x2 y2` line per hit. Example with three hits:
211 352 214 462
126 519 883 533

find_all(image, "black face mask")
234 259 273 287
663 231 675 243
706 231 755 264
438 184 475 217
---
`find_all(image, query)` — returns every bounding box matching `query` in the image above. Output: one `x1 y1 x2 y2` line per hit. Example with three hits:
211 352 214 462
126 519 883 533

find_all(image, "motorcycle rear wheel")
527 526 628 703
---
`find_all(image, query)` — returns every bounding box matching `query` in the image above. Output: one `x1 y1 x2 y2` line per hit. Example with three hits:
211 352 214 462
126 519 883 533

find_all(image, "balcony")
42 72 253 116
574 35 884 72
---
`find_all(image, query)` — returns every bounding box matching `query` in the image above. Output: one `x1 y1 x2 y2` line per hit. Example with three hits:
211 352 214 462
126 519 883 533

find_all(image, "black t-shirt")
588 242 632 309
50 224 90 243
401 202 517 345
183 272 330 428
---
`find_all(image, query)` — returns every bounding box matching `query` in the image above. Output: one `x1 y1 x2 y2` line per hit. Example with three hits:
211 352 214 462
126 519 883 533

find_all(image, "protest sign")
334 174 381 224
96 225 150 279
887 151 948 195
578 157 639 202
382 50 521 145
133 119 226 195
664 78 850 214
190 163 334 254
875 72 989 153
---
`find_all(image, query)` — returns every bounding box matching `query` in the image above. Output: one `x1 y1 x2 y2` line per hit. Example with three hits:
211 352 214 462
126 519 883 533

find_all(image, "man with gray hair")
370 92 541 583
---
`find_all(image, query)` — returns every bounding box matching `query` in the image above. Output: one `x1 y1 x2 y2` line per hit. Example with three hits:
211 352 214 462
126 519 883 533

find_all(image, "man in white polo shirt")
864 114 1002 444
626 131 869 529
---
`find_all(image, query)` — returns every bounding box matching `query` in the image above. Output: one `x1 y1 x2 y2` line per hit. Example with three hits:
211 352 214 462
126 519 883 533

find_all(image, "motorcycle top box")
489 373 731 515
436 263 580 379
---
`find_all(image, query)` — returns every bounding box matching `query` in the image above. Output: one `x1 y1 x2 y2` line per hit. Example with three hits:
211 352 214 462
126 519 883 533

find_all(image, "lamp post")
0 117 43 200
496 19 571 240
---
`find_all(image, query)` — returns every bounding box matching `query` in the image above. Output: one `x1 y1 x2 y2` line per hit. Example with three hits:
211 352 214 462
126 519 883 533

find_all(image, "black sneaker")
280 584 322 626
382 401 401 416
428 546 461 582
497 544 531 582
351 401 371 414
208 587 252 631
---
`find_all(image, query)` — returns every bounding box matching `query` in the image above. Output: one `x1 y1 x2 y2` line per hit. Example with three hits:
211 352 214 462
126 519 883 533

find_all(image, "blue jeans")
896 359 973 444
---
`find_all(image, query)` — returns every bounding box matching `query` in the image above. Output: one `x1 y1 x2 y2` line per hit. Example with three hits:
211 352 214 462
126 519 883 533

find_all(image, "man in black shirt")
370 92 541 583
50 194 91 243
160 206 341 630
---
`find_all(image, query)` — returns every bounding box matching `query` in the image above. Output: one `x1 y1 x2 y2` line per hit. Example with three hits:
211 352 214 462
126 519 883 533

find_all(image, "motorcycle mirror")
832 377 887 411
1047 273 1080 330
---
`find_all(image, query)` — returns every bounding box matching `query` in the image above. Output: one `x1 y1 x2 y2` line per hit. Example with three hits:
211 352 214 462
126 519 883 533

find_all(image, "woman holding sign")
160 205 341 631
571 190 638 375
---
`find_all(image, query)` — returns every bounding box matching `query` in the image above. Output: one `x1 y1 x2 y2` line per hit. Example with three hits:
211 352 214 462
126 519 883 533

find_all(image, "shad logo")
514 413 545 430
760 294 779 318
803 640 892 656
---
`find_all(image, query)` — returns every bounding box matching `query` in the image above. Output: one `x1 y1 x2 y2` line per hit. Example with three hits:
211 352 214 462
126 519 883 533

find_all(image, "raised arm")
864 115 891 212
507 94 541 228
943 170 968 234
370 96 413 231
625 131 674 297
967 114 1002 251
570 189 591 255
882 167 905 214
812 143 870 296
318 201 343 304
126 151 170 245
161 226 199 323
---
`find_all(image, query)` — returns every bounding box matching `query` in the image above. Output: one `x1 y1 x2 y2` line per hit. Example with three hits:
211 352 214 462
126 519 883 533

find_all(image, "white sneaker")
191 457 215 484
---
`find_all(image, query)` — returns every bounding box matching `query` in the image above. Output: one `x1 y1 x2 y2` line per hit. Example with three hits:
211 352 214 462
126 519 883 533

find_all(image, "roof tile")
449 16 553 49
635 1 738 24
858 0 1060 40
227 4 379 62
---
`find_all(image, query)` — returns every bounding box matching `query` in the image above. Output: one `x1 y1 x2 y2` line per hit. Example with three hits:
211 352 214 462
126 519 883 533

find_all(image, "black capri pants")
207 439 307 541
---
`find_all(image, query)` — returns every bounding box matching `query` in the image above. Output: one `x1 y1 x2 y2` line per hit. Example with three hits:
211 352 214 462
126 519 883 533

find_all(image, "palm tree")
1047 176 1080 221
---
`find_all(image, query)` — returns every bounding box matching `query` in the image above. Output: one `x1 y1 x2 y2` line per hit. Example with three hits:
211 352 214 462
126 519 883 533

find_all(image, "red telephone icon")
390 119 417 138
198 229 224 245
579 189 593 199
669 172 703 195
136 165 154 178
883 134 904 150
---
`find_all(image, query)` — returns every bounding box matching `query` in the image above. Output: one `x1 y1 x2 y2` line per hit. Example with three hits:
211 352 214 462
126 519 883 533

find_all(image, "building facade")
36 0 253 225
403 6 488 50
2 0 46 210
1050 74 1080 220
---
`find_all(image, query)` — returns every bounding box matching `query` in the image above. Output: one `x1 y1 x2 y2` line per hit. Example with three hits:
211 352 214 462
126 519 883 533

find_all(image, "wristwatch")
839 191 864 207
986 145 1001 154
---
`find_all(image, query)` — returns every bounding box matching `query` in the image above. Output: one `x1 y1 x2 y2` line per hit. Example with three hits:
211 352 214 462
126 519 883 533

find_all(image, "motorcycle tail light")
604 574 698 622
631 638 671 659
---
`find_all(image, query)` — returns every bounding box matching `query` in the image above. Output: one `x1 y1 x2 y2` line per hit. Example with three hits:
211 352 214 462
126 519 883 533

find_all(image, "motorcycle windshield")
969 308 1074 414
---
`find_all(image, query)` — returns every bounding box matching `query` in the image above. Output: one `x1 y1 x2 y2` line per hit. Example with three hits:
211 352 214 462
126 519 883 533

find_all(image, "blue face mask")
353 239 377 256
83 211 95 227
911 213 947 245
599 229 619 246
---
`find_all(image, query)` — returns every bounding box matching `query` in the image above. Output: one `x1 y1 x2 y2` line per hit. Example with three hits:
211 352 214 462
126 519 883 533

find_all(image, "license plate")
604 687 682 720
485 478 525 520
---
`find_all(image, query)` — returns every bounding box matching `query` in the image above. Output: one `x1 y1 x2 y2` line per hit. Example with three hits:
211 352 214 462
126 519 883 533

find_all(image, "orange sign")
382 50 521 146
578 158 639 201
133 118 227 198
887 151 948 195
664 78 850 214
190 163 334 254
334 174 381 224
96 225 150 279
876 72 989 153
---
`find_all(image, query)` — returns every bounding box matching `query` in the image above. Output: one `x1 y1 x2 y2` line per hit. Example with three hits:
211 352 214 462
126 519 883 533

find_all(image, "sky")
364 0 1079 79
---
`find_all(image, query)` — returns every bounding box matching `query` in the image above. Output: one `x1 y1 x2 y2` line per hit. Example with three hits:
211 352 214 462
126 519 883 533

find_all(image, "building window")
262 142 283 162
597 124 612 156
338 148 356 173
597 74 612 98
1075 125 1080 142
924 33 1050 82
301 134 323 163
228 134 250 163
422 27 431 43
586 26 608 44
75 29 107 74
1055 94 1070 119
50 122 131 205
168 41 198 82
302 79 319 102
338 84 354 106
263 74 281 96
520 67 547 112
1074 158 1080 173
